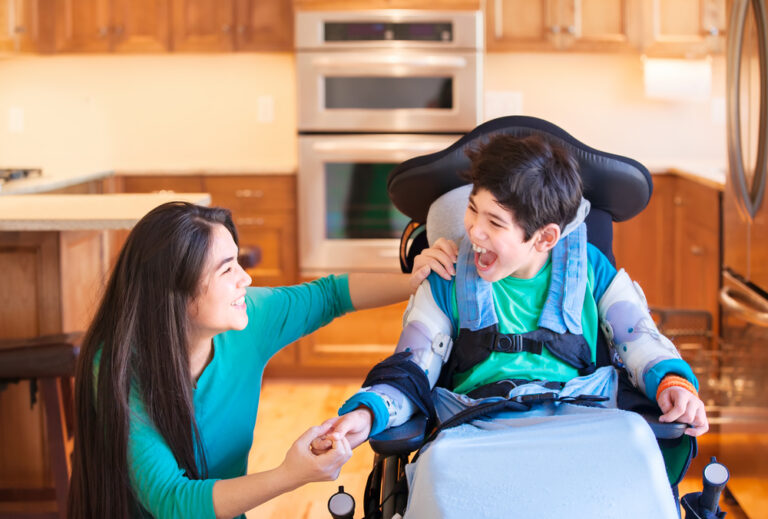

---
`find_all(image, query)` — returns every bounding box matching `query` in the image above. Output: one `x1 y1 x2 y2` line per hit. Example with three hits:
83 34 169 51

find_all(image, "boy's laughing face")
463 188 552 282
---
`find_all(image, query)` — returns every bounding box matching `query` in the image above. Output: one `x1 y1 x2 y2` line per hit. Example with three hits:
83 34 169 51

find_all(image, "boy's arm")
336 278 454 440
597 267 709 435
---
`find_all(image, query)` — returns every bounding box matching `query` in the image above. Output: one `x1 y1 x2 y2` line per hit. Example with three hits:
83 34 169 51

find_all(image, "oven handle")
310 54 468 69
311 141 457 154
719 285 768 327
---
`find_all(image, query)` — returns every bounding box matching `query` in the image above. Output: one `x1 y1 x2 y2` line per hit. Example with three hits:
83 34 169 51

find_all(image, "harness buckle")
494 334 524 353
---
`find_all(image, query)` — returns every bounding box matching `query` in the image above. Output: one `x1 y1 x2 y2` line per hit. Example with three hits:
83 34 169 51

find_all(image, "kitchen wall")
0 52 725 176
0 54 297 175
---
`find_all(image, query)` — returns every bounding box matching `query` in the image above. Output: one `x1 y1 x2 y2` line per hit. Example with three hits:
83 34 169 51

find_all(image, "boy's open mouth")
472 243 497 270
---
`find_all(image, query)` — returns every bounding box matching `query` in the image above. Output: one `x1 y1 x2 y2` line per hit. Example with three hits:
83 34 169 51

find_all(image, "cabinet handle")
222 24 232 33
14 26 25 34
235 189 264 198
673 195 684 206
115 25 124 36
238 25 247 35
151 189 176 194
690 245 705 256
707 26 720 36
550 25 561 34
236 217 265 226
565 25 576 35
99 26 109 38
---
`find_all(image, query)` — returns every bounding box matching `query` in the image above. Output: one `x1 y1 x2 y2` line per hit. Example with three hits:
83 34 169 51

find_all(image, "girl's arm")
211 423 351 519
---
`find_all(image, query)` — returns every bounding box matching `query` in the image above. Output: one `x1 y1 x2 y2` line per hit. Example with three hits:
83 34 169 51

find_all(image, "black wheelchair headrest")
387 116 652 225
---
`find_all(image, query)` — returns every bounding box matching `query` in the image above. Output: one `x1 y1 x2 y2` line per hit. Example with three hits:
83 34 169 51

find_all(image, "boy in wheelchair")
314 128 709 518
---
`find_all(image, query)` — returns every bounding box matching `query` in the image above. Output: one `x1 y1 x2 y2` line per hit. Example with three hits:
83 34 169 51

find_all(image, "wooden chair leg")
39 378 69 519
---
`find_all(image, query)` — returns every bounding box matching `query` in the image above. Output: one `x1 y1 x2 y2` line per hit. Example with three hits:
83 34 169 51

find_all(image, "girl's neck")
188 336 214 381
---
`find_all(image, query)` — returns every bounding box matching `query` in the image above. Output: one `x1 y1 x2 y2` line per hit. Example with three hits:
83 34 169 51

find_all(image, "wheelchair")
329 116 728 519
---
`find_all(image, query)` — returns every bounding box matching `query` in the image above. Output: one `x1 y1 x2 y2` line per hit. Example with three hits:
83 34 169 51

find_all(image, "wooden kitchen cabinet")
48 0 170 53
0 0 56 53
0 230 108 492
613 173 722 337
638 0 727 57
487 0 636 52
171 0 293 52
293 0 480 9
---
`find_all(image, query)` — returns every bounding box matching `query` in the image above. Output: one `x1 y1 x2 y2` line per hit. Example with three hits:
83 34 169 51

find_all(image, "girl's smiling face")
463 188 555 282
187 224 252 342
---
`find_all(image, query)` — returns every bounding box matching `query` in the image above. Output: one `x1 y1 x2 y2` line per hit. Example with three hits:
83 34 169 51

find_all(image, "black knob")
328 485 355 519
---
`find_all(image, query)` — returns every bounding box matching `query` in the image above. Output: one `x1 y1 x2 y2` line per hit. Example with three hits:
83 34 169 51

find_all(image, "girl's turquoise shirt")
123 275 353 518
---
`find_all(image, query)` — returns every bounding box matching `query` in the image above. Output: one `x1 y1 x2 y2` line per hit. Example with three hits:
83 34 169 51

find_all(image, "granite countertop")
646 161 726 190
0 167 297 195
0 193 211 231
0 169 115 195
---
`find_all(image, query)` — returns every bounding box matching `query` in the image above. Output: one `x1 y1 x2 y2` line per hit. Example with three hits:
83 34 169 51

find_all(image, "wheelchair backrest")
389 116 652 273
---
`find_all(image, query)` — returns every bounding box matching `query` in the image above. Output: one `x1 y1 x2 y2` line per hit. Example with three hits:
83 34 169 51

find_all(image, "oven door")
297 49 481 133
298 133 461 274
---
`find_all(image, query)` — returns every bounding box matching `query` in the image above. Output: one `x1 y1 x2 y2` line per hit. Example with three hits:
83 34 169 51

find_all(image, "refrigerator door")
724 0 768 286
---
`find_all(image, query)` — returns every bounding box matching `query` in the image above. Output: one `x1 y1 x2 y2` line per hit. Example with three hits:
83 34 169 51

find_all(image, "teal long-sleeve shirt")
127 275 354 519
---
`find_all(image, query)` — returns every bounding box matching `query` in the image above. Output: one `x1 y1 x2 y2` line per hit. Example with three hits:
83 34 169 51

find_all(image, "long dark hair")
67 201 238 518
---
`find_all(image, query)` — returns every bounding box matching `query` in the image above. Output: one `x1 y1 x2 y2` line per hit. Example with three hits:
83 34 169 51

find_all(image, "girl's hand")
281 422 352 486
410 238 459 291
657 386 709 437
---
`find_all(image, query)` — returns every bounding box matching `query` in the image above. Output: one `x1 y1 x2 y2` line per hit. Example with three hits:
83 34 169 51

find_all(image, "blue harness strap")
440 224 595 388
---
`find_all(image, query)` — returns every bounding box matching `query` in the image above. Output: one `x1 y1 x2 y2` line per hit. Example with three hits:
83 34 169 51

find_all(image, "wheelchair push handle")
328 485 355 519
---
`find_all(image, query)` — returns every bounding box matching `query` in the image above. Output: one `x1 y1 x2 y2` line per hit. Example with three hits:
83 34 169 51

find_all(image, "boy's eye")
490 221 502 228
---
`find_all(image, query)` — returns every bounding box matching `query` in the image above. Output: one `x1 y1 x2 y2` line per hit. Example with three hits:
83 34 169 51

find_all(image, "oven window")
326 163 410 239
325 77 452 109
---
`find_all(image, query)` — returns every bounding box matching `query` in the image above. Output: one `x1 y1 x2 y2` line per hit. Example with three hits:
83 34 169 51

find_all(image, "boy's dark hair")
462 133 583 241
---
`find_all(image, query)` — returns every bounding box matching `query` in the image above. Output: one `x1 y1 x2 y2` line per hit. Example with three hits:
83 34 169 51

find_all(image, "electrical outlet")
257 96 275 123
8 106 24 133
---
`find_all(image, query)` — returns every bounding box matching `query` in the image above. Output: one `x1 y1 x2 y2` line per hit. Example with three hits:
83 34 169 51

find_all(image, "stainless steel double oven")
296 10 483 274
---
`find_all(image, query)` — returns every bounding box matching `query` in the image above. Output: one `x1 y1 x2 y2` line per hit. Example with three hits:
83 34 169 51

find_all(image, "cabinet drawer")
236 213 297 287
205 176 296 214
120 175 204 193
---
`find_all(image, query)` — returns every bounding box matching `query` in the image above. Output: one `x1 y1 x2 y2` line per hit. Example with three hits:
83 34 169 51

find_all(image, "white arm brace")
360 281 453 428
598 269 681 394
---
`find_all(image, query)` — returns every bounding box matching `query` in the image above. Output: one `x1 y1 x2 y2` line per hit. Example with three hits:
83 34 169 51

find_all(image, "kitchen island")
0 192 209 497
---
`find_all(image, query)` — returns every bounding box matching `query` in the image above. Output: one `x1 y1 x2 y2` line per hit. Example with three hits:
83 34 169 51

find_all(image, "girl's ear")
533 223 561 252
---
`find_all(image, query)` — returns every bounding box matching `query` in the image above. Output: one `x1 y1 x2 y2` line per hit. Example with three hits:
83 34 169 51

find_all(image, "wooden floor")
247 379 763 519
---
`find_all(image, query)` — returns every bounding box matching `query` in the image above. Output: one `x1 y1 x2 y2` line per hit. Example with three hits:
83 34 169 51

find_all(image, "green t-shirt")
451 258 600 394
108 275 354 519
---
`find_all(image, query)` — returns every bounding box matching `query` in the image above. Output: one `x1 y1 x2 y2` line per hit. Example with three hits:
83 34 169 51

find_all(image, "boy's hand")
310 408 374 453
657 386 709 437
411 238 459 289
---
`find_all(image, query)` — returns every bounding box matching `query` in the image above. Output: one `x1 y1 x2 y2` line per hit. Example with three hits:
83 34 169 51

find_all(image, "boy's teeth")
472 243 487 254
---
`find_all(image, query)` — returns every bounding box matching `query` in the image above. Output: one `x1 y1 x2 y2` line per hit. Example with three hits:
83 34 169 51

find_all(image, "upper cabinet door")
560 0 636 52
53 0 111 52
171 0 235 51
641 0 727 56
111 0 170 52
487 0 560 51
0 0 54 52
235 0 292 51
487 0 634 51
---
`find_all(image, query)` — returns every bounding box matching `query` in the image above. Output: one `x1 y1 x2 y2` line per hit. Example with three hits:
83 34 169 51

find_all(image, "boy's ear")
533 223 561 252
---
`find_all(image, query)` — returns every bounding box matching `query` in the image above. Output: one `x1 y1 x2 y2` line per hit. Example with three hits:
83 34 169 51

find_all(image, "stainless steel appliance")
720 0 768 514
296 10 483 274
